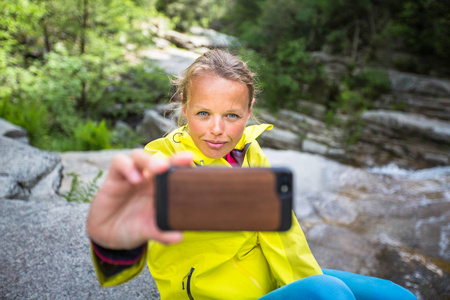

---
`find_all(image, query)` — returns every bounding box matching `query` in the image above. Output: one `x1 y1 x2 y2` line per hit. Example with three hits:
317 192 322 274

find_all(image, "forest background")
1 0 449 151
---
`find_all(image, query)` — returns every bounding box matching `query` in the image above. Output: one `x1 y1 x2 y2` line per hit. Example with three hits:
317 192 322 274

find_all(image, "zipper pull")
182 273 188 290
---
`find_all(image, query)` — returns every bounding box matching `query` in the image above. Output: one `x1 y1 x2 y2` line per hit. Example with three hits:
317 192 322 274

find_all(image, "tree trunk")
351 19 360 63
43 17 51 53
368 3 376 38
80 0 89 55
79 0 89 117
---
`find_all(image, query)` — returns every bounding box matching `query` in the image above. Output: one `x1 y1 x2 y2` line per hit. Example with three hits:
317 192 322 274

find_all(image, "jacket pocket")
182 267 195 300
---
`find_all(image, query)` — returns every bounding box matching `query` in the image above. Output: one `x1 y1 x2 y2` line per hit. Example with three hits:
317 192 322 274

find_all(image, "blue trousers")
258 269 417 300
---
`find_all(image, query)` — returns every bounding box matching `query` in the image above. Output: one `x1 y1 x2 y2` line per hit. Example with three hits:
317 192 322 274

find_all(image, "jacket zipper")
182 267 195 300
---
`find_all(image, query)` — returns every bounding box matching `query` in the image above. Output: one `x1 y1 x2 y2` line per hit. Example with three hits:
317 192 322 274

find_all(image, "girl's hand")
86 150 193 249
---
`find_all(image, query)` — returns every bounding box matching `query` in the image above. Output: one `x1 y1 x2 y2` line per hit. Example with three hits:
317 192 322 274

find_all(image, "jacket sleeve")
258 215 322 287
90 241 148 287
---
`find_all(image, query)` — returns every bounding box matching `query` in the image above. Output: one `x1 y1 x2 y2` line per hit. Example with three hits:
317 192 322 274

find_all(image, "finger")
170 152 194 167
152 230 184 245
109 153 143 184
129 150 172 180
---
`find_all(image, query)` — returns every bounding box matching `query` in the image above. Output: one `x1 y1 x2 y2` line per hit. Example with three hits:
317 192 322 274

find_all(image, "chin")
200 147 229 159
204 151 226 159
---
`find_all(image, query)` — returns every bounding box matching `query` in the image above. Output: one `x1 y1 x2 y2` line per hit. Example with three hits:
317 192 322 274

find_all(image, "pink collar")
225 152 239 167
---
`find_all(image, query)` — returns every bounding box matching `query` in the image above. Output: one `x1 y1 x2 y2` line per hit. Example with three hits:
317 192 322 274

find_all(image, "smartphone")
155 167 292 231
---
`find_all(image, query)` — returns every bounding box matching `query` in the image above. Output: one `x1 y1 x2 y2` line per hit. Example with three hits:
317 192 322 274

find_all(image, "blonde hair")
171 49 257 126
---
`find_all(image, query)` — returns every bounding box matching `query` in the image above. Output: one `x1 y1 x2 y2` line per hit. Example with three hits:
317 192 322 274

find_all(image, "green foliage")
250 39 327 110
0 96 49 147
0 0 170 151
223 0 450 68
102 64 171 120
156 0 228 31
326 87 370 146
111 123 146 148
347 68 391 100
3 0 448 154
47 120 112 151
74 120 112 151
62 169 104 203
336 88 370 114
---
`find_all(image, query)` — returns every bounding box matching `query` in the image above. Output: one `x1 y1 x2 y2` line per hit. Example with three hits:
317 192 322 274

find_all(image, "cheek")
228 122 247 139
187 118 204 137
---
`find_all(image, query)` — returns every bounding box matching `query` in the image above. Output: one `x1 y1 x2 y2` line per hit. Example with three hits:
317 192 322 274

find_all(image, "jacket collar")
168 124 273 166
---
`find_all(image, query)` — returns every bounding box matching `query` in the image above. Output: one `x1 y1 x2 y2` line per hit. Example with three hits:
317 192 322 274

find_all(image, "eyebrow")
192 105 245 113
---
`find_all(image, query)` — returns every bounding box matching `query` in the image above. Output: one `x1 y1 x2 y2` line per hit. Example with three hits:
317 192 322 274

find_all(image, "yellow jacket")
93 124 322 299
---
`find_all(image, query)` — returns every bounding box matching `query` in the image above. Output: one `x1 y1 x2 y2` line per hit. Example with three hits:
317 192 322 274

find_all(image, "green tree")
156 0 228 31
0 0 170 151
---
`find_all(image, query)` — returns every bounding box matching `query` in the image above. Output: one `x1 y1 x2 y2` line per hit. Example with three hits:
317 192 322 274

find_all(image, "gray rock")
327 148 346 158
59 149 135 195
160 28 237 51
375 93 450 121
139 47 200 75
423 153 449 165
0 199 159 299
389 70 450 97
189 27 238 48
0 137 62 200
152 37 171 49
137 109 177 144
264 148 448 299
0 117 28 143
307 224 379 273
361 110 450 144
296 100 327 120
0 175 29 199
30 162 64 202
302 139 329 155
258 127 301 150
278 109 325 131
310 52 352 84
312 194 358 225
165 30 211 50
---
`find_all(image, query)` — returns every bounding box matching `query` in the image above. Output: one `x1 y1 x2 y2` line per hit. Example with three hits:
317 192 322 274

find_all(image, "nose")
210 116 224 136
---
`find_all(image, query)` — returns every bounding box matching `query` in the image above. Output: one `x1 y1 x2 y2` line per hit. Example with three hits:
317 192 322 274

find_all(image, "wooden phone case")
155 167 292 231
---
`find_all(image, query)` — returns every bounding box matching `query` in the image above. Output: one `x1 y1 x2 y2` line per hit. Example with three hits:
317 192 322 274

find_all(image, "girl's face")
182 75 253 159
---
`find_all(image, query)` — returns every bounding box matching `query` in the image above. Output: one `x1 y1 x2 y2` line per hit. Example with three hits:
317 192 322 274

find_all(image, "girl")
86 49 416 300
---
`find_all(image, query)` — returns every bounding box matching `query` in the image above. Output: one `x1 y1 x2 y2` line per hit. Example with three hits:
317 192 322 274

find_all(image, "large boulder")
265 149 450 299
136 109 177 144
356 110 450 167
163 28 237 51
0 199 159 299
388 70 450 97
139 47 200 75
58 149 135 195
361 110 450 144
189 27 238 49
375 93 450 121
0 118 28 143
0 136 63 201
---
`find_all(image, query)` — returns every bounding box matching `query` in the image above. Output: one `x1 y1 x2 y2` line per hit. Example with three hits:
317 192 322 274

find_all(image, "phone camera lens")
281 184 289 193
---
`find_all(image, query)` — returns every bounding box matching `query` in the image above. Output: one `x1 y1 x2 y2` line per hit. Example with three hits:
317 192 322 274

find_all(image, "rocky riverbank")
1 118 448 299
132 27 450 170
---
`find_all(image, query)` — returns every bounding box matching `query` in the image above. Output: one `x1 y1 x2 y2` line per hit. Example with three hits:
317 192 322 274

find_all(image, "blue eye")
228 113 239 119
197 111 209 117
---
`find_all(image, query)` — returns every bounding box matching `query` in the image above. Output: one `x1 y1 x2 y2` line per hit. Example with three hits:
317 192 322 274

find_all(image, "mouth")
205 140 227 150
